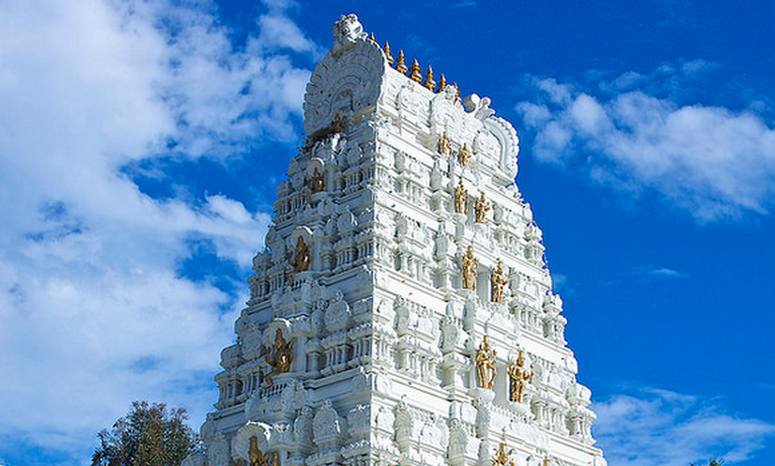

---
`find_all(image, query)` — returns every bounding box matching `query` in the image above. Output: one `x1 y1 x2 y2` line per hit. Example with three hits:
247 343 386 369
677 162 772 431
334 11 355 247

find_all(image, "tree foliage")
91 401 198 466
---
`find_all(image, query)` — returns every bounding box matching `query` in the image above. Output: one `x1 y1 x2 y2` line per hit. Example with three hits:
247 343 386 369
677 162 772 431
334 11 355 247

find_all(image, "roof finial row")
371 35 460 97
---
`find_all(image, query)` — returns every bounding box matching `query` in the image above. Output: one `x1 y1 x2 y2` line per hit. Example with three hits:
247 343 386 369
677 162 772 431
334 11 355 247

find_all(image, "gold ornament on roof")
384 41 394 65
508 350 533 403
309 168 325 193
438 131 451 157
475 191 490 223
462 245 478 290
292 236 310 273
453 82 461 102
423 65 436 91
438 73 447 92
409 58 422 83
395 50 408 73
454 179 468 215
490 259 508 304
476 335 497 389
369 32 377 44
458 142 471 166
491 442 515 466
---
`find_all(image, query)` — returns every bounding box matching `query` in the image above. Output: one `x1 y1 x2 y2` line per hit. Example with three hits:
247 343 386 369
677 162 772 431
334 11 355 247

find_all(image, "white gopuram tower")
185 14 606 466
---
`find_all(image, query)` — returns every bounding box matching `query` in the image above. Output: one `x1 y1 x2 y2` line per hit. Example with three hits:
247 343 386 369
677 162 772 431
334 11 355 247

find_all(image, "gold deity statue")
248 436 280 466
476 335 497 389
458 142 471 166
462 245 478 290
309 168 325 193
265 328 293 386
438 130 452 157
491 442 515 466
490 259 508 304
507 350 533 403
292 236 310 273
474 191 490 223
454 179 468 215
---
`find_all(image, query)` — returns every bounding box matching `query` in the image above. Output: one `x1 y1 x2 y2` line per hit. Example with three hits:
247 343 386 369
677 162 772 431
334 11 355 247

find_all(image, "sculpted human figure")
454 179 468 215
265 329 293 386
438 130 451 156
249 436 267 466
508 350 533 403
458 142 471 166
490 259 508 304
309 168 325 193
476 335 497 389
492 442 516 466
462 246 478 290
475 191 490 223
292 236 310 273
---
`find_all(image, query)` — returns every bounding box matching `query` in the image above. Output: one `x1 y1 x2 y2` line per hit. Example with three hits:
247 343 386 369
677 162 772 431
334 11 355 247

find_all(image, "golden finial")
423 65 436 91
453 82 461 102
438 73 447 92
395 50 408 74
409 58 422 83
384 41 394 66
369 32 377 44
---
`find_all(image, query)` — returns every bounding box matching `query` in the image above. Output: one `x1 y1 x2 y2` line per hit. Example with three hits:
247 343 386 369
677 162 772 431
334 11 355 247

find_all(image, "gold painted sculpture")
265 328 293 387
507 350 533 403
491 442 515 466
438 73 447 92
438 131 451 157
490 259 508 304
383 41 394 65
476 336 497 389
292 236 310 273
454 179 468 215
458 142 471 166
423 65 436 91
395 50 408 73
475 191 490 223
409 58 422 83
248 436 280 466
462 245 478 291
309 168 325 193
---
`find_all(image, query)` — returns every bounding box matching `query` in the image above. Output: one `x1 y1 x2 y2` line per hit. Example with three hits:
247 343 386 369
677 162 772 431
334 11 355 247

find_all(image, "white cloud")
516 70 775 222
594 388 775 466
0 0 314 463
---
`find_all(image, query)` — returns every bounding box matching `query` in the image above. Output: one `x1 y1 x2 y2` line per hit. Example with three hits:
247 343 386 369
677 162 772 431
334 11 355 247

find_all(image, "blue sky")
0 1 773 465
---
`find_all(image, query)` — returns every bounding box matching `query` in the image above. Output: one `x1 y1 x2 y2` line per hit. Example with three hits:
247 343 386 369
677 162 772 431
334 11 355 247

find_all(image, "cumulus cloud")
0 0 314 463
516 68 775 222
594 388 775 466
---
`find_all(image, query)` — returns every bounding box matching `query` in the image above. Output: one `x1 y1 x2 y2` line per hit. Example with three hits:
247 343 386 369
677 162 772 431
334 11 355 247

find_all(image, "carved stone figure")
475 191 490 223
332 14 365 55
491 442 515 466
292 236 310 273
462 246 479 290
508 350 533 403
458 142 471 166
490 259 508 304
265 329 293 386
454 179 469 215
476 336 497 389
309 168 325 193
438 130 452 156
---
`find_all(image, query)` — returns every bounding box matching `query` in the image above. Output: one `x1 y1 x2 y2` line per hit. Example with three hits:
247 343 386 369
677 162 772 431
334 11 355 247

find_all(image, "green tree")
91 401 198 466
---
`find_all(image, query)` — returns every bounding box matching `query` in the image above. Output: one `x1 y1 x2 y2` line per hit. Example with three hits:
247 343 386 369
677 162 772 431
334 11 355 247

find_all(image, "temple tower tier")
184 13 606 466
